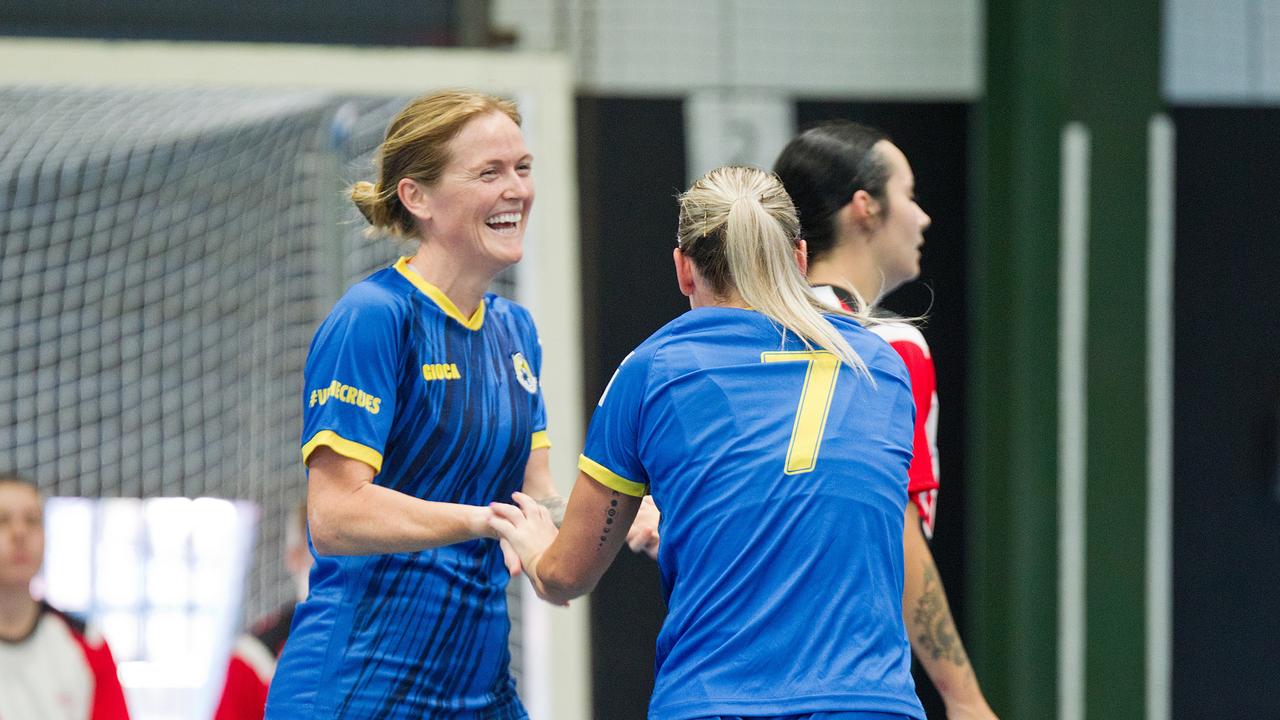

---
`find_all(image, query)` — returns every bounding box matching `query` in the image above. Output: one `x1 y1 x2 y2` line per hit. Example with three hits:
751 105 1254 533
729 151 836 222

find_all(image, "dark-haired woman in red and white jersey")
773 120 997 720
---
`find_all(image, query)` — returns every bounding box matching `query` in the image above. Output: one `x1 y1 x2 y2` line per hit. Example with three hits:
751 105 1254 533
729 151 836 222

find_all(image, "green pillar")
1071 3 1162 718
971 1 1161 718
970 1 1064 716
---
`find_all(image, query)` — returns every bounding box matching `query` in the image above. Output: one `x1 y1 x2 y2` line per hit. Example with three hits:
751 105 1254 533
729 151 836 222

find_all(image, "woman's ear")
794 238 809 277
673 247 697 298
848 189 881 229
397 177 432 222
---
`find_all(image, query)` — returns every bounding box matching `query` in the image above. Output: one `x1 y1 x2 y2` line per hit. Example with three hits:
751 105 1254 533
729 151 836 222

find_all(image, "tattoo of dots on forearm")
598 492 620 550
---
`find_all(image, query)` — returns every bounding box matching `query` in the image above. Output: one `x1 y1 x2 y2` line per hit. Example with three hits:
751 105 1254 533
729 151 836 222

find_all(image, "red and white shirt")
213 604 295 720
813 285 941 538
0 602 130 720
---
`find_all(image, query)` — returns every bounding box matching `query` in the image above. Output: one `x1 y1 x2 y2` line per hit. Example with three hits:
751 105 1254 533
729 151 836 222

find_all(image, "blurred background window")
41 497 256 720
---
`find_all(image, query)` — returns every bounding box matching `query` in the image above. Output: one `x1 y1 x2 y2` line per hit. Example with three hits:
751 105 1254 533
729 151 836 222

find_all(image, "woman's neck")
689 287 748 310
407 245 496 319
806 241 883 306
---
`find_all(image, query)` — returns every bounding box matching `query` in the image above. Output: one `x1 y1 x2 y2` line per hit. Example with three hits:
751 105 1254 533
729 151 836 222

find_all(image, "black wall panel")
577 96 687 720
1171 107 1280 718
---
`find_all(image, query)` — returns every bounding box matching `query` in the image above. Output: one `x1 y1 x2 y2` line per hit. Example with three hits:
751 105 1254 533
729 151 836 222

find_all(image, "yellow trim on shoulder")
302 431 384 474
531 430 551 451
578 454 646 497
393 256 485 331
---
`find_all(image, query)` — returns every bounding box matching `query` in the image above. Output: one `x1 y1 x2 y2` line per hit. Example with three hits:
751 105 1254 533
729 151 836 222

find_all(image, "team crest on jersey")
512 352 538 394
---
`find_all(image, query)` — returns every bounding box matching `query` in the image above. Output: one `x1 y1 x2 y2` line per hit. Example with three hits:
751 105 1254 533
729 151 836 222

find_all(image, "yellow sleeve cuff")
302 431 384 474
578 454 646 497
531 430 551 451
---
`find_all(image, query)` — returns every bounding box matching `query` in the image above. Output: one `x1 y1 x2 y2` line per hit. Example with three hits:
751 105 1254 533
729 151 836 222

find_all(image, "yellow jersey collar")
394 257 485 331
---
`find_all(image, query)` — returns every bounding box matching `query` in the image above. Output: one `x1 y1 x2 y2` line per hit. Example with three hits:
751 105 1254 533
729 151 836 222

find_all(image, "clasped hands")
485 491 663 605
486 492 563 605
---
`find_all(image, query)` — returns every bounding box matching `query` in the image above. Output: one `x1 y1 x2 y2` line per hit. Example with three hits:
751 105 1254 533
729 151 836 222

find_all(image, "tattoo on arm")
912 564 972 667
596 492 621 550
537 495 567 526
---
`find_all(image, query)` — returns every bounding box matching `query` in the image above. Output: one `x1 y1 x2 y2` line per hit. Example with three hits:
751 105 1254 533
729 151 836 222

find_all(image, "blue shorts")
694 714 915 720
696 707 916 712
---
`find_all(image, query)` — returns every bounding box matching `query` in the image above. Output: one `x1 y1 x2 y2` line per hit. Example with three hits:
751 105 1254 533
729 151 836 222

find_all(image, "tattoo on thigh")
912 564 971 666
597 492 621 550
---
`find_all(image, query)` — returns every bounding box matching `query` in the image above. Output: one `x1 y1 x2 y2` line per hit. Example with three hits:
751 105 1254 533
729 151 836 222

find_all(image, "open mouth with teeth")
486 212 523 234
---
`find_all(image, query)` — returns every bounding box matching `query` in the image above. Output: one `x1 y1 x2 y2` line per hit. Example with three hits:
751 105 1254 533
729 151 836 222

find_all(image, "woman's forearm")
902 504 996 717
492 475 643 604
307 446 492 556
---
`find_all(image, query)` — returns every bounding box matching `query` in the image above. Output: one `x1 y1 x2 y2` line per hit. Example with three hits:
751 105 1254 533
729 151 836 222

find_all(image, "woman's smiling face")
417 111 535 276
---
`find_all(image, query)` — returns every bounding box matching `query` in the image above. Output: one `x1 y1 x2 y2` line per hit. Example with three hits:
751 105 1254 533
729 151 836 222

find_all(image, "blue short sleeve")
579 348 651 497
300 288 402 473
520 309 550 450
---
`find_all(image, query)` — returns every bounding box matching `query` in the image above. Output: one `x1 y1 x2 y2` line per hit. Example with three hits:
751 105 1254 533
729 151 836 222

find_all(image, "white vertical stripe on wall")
1146 113 1175 720
1058 122 1091 720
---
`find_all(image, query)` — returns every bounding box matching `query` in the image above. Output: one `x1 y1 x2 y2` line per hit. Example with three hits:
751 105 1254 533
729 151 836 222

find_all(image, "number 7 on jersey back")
761 350 841 475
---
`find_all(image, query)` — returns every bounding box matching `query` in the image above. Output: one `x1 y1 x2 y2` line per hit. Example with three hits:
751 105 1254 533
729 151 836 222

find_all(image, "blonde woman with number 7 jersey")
492 166 924 720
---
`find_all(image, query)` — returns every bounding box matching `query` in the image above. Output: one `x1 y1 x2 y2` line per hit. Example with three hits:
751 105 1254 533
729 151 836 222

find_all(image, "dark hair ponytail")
772 120 892 262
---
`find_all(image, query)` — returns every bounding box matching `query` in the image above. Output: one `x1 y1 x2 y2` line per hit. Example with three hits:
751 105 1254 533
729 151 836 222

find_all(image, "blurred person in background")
0 472 130 720
213 501 311 720
265 89 563 720
773 120 997 720
495 165 926 720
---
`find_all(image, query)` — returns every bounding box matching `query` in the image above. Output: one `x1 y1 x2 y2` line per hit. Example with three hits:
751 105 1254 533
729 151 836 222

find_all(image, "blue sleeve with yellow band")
579 347 650 497
300 284 402 473
524 307 550 446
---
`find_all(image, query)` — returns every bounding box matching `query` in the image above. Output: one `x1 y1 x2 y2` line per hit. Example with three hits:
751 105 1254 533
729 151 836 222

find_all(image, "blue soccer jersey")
266 257 548 720
580 308 924 720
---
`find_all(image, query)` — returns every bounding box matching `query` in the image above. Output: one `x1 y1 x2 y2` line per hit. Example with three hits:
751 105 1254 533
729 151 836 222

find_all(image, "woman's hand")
498 538 522 576
489 492 565 604
459 503 522 576
626 495 661 559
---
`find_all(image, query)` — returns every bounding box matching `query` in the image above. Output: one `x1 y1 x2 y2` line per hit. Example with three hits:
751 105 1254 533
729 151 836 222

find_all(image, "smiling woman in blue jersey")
491 165 925 720
265 90 564 720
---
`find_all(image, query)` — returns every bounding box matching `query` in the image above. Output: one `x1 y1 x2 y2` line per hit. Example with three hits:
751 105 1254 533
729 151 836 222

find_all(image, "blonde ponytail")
678 166 875 379
348 180 408 238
